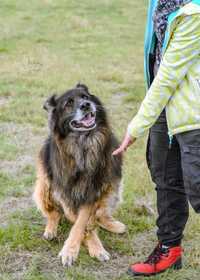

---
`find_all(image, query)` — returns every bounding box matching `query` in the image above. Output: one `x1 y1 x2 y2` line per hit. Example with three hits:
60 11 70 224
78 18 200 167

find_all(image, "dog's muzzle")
70 111 96 132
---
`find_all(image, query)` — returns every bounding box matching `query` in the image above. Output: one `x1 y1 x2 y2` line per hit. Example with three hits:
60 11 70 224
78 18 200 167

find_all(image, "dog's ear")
76 83 89 94
43 95 57 111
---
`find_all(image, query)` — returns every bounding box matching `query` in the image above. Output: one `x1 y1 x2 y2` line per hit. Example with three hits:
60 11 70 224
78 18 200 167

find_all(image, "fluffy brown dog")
33 84 125 266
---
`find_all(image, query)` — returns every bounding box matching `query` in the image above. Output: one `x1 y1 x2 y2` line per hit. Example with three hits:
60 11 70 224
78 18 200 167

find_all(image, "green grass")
0 135 19 161
0 169 35 200
0 0 200 279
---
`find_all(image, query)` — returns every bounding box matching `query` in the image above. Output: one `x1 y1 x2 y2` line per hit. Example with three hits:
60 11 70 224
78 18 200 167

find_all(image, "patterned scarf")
153 0 191 71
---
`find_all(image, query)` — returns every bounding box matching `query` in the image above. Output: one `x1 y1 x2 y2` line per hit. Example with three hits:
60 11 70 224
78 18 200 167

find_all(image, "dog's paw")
96 248 110 262
43 230 57 240
58 243 80 267
98 220 126 234
112 221 126 234
88 246 110 262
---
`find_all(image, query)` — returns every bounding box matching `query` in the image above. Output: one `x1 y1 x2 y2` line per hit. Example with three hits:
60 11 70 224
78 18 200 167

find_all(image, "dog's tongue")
81 113 95 127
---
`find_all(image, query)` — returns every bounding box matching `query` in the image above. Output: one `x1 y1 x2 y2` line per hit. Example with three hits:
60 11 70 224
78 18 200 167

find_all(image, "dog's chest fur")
43 128 120 211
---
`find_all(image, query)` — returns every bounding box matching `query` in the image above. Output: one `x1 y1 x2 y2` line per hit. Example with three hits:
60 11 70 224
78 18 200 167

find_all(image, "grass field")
1 1 200 279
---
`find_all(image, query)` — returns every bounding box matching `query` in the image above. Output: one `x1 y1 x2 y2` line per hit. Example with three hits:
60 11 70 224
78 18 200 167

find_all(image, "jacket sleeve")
128 14 200 138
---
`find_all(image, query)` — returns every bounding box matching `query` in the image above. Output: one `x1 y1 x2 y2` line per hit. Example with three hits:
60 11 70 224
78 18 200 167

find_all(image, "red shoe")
128 244 182 277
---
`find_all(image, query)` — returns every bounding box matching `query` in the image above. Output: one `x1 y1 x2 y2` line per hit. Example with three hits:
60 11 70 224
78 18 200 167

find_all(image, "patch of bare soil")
87 254 134 279
0 155 34 177
0 122 46 155
0 122 46 177
0 97 10 107
0 122 45 225
0 194 34 227
0 250 33 280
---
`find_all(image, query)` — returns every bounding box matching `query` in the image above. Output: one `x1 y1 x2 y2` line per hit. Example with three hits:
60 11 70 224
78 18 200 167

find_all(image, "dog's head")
44 84 107 136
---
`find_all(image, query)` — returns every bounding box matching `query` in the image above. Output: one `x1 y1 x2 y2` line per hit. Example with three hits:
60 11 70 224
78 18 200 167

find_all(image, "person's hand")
112 132 136 156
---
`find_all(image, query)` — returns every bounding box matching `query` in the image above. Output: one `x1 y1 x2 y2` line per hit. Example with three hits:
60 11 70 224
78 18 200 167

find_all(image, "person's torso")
144 0 200 88
144 0 200 136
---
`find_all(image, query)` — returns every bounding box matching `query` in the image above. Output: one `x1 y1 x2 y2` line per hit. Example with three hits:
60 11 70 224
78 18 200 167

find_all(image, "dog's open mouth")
70 112 96 131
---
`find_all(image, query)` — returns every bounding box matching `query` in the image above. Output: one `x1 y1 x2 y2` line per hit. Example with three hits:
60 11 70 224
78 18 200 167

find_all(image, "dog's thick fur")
33 84 125 266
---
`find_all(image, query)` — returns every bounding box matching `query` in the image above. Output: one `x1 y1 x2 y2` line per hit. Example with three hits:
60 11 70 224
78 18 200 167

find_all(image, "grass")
0 0 200 279
0 134 19 161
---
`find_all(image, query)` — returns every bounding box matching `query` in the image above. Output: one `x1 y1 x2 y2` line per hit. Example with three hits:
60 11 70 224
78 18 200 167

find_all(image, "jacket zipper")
168 133 173 149
144 0 158 89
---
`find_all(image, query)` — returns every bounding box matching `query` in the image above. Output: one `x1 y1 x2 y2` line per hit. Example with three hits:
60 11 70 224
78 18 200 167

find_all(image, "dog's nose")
80 101 91 111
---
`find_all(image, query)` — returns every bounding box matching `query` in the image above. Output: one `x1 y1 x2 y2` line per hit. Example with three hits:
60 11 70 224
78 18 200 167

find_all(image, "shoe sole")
127 258 182 277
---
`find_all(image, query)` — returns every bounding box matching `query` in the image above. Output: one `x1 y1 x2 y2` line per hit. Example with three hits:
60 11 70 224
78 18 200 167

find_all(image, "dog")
33 83 125 266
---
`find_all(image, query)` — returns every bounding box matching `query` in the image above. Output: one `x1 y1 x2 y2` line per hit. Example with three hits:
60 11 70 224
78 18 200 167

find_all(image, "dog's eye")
65 98 74 107
81 94 88 100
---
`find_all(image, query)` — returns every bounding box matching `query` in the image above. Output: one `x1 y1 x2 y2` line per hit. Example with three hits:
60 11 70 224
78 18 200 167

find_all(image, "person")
113 0 200 277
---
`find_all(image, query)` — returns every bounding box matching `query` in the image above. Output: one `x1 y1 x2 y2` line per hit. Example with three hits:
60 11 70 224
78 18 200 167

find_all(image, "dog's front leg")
59 205 92 267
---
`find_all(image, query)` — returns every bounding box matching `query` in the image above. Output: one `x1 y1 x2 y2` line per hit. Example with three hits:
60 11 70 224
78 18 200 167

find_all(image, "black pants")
148 111 200 246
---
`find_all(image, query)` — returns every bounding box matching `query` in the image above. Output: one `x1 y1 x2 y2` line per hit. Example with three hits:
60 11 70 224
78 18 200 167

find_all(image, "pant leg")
176 129 200 213
148 111 189 246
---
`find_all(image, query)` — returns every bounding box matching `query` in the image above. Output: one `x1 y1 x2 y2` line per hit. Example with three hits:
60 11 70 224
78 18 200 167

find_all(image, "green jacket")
128 1 200 139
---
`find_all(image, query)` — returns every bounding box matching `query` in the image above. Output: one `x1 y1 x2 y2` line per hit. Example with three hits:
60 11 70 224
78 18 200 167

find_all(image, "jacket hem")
171 124 200 136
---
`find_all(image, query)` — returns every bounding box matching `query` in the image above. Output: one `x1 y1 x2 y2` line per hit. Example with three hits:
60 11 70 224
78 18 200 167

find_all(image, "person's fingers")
112 133 136 156
112 146 124 156
112 140 129 155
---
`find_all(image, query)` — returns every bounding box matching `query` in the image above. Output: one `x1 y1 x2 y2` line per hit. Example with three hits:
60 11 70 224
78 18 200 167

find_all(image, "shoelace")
144 245 169 265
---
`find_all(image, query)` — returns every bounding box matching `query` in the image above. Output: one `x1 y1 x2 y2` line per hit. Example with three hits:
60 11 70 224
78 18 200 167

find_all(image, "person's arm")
112 14 200 156
128 14 200 139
